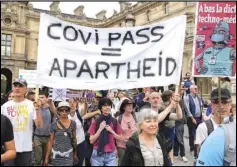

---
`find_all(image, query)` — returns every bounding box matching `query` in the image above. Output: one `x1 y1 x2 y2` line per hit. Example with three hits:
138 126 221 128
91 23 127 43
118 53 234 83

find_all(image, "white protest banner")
19 69 40 88
37 13 186 90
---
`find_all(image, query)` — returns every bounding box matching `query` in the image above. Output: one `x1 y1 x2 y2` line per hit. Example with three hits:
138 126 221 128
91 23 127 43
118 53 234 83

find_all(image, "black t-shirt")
1 114 14 155
158 112 171 135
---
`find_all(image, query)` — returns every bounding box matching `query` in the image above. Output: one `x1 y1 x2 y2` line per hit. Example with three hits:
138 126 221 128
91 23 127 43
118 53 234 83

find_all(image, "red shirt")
88 119 122 153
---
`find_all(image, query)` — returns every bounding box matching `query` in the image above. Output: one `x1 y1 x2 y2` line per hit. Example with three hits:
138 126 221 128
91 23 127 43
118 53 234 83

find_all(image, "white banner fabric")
37 13 186 90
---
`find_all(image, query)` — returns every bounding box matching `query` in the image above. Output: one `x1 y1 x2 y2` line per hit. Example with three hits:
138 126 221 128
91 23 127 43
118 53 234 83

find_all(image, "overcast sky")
31 2 137 19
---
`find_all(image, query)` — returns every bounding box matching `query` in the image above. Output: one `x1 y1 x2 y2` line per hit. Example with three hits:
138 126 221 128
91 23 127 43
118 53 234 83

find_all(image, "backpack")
204 119 214 136
117 113 137 124
221 121 236 166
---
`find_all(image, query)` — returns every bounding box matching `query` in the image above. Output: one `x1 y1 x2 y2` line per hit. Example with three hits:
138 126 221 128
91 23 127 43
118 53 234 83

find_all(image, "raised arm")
83 110 101 120
34 101 43 128
169 103 183 120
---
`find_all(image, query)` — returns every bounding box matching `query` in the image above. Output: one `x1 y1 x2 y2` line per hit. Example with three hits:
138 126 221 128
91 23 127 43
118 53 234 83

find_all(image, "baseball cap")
57 101 70 109
13 78 28 87
210 88 231 100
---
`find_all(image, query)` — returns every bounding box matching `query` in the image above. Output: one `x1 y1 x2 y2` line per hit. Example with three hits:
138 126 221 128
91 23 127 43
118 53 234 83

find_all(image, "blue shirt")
196 126 225 166
184 95 202 118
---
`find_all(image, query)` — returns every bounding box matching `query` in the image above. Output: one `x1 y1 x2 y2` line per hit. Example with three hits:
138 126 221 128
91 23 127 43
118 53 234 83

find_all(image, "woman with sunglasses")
44 101 78 166
116 98 137 166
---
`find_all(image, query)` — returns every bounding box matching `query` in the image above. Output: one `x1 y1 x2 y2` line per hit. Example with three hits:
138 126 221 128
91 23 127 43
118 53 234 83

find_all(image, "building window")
186 22 194 37
1 34 12 56
164 3 169 14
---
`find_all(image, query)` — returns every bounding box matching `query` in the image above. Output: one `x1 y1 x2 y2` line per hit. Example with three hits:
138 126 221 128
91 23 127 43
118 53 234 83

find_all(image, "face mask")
211 34 225 42
211 33 225 42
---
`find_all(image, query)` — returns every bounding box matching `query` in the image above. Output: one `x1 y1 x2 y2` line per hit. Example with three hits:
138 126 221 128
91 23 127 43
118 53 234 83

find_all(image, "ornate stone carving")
27 3 33 10
1 2 19 25
113 9 118 15
74 5 85 16
119 2 132 12
50 1 61 15
96 10 107 20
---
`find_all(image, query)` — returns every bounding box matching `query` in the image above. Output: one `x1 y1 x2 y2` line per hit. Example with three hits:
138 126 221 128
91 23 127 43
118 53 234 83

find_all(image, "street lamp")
125 10 136 27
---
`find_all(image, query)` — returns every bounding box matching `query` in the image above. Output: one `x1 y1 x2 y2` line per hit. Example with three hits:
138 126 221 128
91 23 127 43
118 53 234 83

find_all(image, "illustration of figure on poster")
194 21 236 76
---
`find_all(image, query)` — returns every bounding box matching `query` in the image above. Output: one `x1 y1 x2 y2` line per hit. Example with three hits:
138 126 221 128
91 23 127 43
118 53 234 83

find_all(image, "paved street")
173 124 195 166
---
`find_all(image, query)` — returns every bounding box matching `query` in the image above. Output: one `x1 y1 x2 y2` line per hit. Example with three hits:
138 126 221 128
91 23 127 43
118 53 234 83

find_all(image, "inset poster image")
193 2 236 77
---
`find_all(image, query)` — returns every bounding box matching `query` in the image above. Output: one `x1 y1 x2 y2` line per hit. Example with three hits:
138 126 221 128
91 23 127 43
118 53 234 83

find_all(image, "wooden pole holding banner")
35 85 39 101
217 77 223 123
200 79 204 114
176 71 183 95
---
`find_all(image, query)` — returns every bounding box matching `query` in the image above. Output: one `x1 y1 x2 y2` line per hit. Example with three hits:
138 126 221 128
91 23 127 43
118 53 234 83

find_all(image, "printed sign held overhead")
193 2 236 77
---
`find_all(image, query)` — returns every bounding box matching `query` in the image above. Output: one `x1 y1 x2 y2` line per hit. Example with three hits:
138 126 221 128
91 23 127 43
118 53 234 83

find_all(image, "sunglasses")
127 122 131 129
58 107 70 112
211 100 231 105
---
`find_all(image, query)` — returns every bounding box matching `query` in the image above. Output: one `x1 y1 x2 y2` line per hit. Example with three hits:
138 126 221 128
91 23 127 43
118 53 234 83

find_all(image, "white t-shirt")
195 117 219 145
68 113 85 144
1 99 36 152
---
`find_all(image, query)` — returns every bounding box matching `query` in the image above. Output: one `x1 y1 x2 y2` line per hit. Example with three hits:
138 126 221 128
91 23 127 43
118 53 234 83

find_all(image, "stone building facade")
1 2 235 100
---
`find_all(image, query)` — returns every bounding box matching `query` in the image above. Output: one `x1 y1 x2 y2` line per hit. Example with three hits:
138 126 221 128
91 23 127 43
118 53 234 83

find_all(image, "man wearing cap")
1 78 43 166
196 88 235 166
195 88 233 162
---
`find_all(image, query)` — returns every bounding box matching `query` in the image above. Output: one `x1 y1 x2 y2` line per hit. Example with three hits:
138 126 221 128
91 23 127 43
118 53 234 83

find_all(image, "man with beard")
181 72 195 97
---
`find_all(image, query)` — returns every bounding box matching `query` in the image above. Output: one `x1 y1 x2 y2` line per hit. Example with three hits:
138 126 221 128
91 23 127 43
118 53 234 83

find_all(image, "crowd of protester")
1 74 235 166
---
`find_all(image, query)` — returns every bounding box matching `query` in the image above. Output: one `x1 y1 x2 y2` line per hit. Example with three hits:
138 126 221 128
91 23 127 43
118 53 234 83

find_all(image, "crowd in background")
1 74 235 166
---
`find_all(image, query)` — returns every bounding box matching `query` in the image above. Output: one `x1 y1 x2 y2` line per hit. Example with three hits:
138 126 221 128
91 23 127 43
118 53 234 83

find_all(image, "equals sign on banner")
101 48 122 56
